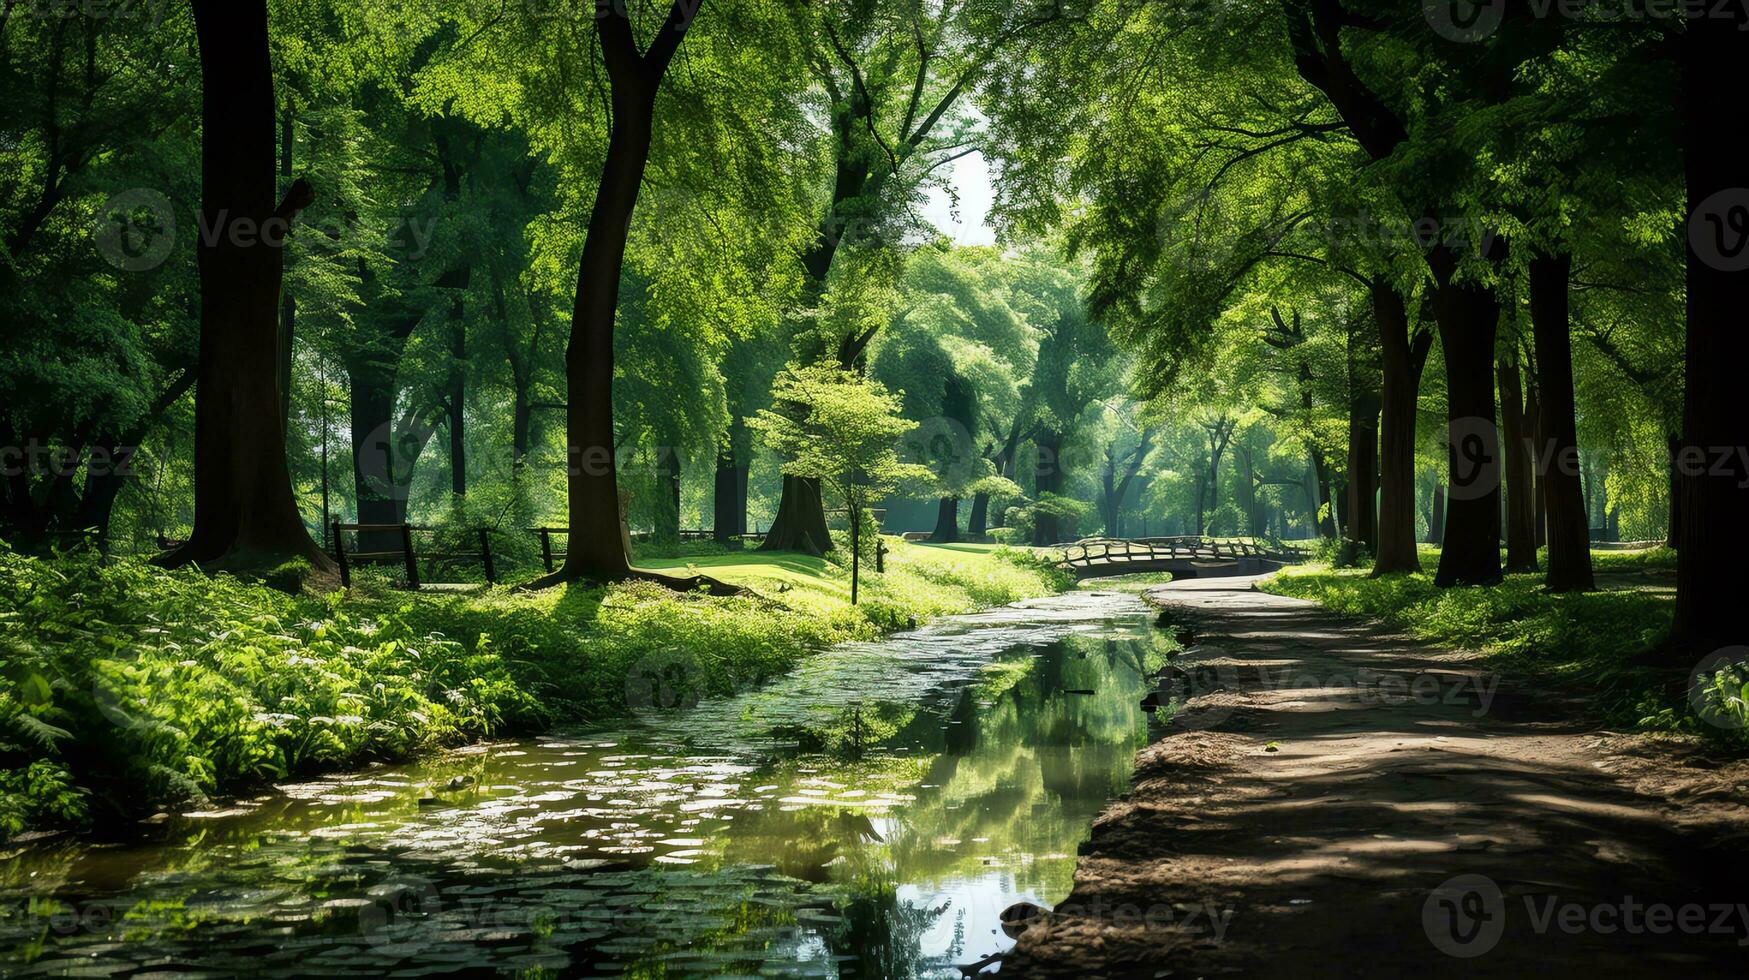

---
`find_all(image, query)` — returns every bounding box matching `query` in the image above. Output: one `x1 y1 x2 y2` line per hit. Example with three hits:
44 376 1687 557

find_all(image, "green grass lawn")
1258 546 1737 740
0 540 1068 841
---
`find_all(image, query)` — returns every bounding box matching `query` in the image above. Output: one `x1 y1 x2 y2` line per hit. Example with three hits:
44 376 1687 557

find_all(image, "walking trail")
1004 574 1749 978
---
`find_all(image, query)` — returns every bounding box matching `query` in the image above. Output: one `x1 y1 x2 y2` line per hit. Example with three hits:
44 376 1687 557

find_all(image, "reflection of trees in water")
832 864 962 979
882 632 1157 893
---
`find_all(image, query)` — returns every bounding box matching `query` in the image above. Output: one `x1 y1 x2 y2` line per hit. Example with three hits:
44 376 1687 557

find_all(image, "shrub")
0 539 1065 840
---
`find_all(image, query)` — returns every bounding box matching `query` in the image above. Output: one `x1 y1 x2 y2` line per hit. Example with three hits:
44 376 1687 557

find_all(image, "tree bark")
1429 263 1505 587
1284 2 1505 584
1528 251 1593 591
970 414 1027 537
277 108 296 436
1346 388 1381 551
1372 283 1430 575
345 360 406 553
967 493 990 538
712 419 748 544
446 280 468 498
931 497 960 543
1529 381 1547 548
1033 428 1063 545
164 0 332 575
77 367 197 549
1311 449 1336 538
1430 483 1446 545
1497 352 1539 573
1673 10 1749 651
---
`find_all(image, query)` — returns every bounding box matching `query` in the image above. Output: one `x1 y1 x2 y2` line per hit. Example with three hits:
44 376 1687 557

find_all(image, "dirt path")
1004 575 1749 978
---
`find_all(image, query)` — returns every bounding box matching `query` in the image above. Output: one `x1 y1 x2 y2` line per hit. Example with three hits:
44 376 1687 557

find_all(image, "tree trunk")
1430 267 1504 587
1033 428 1063 545
1497 353 1539 573
1664 433 1681 550
1372 283 1425 574
1673 9 1749 651
712 421 748 544
761 474 831 554
446 282 467 497
1346 388 1381 553
76 368 197 549
1430 484 1446 545
545 6 694 585
346 359 405 527
967 493 990 539
849 506 862 605
760 118 877 554
277 108 296 436
931 497 960 543
164 0 332 575
1311 449 1336 538
1528 251 1594 591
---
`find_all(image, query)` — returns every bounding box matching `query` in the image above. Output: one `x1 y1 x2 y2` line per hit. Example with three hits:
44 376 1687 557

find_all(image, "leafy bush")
1310 536 1371 569
0 547 544 838
0 540 1064 840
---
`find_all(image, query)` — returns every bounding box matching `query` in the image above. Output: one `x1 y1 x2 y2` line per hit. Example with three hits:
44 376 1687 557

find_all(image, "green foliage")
1310 537 1372 569
0 539 1062 841
0 546 543 836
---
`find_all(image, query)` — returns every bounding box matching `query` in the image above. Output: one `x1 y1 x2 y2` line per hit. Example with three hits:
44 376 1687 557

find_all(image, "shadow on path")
1004 575 1749 978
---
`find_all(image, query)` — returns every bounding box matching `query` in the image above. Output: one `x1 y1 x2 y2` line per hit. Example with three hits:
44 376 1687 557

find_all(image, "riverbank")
0 541 1068 843
1 587 1162 975
1004 573 1749 977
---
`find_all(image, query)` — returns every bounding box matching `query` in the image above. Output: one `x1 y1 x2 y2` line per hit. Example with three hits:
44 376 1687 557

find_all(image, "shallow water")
0 590 1171 977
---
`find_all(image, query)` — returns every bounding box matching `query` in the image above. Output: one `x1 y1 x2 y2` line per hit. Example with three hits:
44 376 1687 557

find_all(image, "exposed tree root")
517 566 745 597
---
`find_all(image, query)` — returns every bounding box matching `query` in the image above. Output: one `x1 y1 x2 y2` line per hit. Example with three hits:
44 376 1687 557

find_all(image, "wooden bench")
332 522 496 588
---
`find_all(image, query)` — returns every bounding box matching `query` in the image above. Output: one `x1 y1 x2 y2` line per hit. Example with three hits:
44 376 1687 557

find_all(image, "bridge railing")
1056 535 1309 568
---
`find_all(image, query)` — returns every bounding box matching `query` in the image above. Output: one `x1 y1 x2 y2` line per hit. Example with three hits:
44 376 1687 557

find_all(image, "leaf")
12 713 72 749
18 673 52 708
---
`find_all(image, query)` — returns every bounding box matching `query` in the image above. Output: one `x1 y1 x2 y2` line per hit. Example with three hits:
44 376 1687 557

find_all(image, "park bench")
331 522 496 588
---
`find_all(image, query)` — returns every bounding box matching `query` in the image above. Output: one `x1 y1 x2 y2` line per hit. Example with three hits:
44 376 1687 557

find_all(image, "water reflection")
0 591 1173 976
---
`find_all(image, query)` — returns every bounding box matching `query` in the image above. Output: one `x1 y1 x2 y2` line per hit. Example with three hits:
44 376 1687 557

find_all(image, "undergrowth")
0 541 1063 841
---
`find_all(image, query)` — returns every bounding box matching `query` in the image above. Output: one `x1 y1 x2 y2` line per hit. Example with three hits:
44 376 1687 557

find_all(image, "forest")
3 0 1749 976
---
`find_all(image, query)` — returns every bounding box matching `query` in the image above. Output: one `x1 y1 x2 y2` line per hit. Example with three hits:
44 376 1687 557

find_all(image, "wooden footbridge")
1055 536 1310 579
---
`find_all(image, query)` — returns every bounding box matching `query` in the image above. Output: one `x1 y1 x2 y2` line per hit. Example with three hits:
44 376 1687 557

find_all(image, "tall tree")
1371 282 1434 573
1673 8 1749 651
539 1 697 585
1498 349 1539 573
163 0 332 575
761 0 1059 552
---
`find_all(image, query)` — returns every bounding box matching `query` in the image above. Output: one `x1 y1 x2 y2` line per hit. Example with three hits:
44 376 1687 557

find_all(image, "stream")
0 588 1173 978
